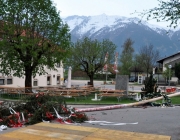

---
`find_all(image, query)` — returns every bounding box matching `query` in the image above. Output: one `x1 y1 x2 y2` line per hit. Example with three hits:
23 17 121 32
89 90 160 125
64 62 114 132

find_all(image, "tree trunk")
89 75 94 86
25 67 32 93
76 92 180 112
146 69 149 78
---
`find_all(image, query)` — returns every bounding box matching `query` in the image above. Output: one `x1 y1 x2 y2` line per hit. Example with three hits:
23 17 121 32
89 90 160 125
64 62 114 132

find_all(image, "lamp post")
168 65 172 86
67 66 72 88
115 70 118 79
106 71 107 84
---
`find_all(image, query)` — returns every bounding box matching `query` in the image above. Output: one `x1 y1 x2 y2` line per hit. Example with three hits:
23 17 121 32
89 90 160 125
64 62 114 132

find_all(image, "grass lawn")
64 95 137 104
0 93 136 104
155 96 180 105
0 93 180 105
170 96 180 104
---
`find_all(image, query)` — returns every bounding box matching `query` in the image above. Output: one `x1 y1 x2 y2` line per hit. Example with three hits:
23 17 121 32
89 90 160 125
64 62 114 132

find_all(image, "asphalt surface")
69 80 179 140
70 105 180 140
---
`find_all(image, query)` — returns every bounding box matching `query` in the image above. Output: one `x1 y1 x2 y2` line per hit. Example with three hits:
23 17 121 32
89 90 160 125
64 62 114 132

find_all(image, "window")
33 80 38 86
47 76 51 85
7 79 13 84
0 79 5 85
57 76 60 84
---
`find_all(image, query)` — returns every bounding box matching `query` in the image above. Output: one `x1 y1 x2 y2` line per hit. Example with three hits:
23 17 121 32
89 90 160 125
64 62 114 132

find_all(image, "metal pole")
168 65 172 87
67 66 72 88
169 68 170 86
106 71 107 83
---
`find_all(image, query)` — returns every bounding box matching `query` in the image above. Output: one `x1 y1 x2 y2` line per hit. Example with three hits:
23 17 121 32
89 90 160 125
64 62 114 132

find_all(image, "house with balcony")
157 52 180 71
156 51 180 85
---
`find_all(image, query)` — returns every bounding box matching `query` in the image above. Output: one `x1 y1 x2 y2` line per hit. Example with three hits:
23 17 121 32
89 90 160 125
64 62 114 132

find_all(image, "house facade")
0 61 64 87
157 52 180 72
156 52 180 85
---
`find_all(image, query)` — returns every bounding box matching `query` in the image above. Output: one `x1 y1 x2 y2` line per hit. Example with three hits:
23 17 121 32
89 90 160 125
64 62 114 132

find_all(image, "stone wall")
115 75 128 95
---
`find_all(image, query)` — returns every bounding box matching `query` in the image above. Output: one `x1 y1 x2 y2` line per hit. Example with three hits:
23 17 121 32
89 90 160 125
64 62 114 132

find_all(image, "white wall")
33 66 64 87
163 53 180 71
0 62 64 88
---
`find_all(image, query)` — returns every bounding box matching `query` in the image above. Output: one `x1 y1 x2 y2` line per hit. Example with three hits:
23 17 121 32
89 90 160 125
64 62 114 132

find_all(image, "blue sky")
53 0 170 28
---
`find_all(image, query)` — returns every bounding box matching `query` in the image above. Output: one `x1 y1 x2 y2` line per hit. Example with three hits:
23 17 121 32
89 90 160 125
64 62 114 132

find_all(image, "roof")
157 51 180 64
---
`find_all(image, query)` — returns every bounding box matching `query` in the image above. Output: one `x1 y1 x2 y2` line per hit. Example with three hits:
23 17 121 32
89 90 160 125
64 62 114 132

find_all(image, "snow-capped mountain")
62 14 180 57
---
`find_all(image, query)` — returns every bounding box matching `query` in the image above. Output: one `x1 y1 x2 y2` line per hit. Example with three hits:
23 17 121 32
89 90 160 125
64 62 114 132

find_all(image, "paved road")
69 105 180 140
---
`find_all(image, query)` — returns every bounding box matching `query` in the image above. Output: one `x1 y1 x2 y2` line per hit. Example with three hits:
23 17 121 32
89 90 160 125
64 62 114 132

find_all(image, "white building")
157 52 180 71
156 52 180 85
0 61 64 88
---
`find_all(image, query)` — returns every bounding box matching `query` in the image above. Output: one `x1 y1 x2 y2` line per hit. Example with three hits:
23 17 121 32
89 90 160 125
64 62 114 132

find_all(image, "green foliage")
162 64 173 81
138 0 180 28
0 0 71 87
141 73 160 98
70 37 116 85
0 93 88 126
120 38 134 75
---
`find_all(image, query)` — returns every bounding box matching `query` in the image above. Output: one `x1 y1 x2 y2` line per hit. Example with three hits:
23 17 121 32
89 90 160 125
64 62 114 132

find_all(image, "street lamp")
168 65 172 86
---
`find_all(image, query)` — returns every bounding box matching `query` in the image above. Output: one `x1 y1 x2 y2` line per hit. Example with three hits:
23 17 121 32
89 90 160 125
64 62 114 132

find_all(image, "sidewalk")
0 122 171 140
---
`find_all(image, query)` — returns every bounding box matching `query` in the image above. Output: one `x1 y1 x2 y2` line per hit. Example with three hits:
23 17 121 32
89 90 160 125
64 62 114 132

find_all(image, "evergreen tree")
120 38 134 75
141 73 160 99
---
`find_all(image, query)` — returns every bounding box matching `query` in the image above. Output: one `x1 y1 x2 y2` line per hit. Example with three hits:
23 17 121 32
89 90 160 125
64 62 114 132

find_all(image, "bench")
98 93 125 102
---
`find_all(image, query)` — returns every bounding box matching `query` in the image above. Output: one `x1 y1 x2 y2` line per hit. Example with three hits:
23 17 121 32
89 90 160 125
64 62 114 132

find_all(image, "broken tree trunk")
76 92 180 112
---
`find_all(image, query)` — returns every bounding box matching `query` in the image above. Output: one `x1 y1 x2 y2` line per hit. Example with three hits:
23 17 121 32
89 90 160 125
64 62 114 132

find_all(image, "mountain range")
62 14 180 58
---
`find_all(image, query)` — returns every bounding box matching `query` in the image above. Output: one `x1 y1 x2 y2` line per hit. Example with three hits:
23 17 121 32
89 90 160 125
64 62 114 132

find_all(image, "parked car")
129 76 137 82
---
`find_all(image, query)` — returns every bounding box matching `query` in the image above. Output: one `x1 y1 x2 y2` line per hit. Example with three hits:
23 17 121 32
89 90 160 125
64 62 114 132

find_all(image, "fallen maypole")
76 92 180 112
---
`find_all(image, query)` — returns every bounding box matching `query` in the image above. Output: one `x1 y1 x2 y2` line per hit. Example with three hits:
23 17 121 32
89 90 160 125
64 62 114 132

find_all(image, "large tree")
70 37 116 86
137 44 160 77
120 38 134 76
0 0 71 88
139 0 180 28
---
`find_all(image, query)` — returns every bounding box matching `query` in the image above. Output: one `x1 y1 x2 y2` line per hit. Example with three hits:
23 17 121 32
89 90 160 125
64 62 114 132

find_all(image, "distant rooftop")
157 51 180 64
